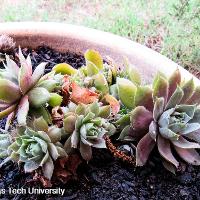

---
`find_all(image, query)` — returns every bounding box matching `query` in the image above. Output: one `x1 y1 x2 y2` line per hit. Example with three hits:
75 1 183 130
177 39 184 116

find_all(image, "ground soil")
0 47 199 200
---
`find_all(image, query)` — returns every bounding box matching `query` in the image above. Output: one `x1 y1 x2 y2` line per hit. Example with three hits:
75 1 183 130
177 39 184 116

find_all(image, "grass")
0 0 199 70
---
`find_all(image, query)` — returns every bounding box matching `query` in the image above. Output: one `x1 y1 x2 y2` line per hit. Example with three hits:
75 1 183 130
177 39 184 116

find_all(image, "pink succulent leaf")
186 86 200 105
0 79 21 104
157 135 179 168
158 108 175 128
31 62 47 87
0 104 17 119
71 130 79 148
80 141 92 161
167 69 181 101
5 111 15 131
174 147 200 165
18 48 33 95
153 75 169 105
180 78 195 104
159 127 179 140
165 86 184 110
17 95 29 126
189 108 200 124
185 130 200 143
153 97 165 121
5 55 19 78
42 155 54 180
0 102 10 109
136 132 155 166
130 106 153 134
172 136 200 148
162 160 177 174
149 121 158 141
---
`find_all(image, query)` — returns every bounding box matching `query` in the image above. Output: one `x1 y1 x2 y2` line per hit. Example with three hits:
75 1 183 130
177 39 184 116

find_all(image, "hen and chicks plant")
0 38 200 185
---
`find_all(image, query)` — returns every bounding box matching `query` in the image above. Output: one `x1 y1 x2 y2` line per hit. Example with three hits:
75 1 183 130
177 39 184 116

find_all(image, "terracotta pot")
0 22 198 84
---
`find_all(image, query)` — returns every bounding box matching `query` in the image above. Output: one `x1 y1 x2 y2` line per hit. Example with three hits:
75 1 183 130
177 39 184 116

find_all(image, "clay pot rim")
0 22 198 85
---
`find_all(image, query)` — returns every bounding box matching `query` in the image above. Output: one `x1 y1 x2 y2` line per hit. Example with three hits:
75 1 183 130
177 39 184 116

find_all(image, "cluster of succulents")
1 36 200 184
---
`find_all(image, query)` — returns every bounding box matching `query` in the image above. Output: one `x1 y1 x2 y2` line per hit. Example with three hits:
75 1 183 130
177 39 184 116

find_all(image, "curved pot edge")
0 22 198 85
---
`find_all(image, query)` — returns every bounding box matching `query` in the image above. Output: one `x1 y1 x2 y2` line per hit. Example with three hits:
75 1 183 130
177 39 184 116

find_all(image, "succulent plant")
64 101 116 161
118 69 200 172
0 48 61 128
8 117 67 180
0 129 12 158
0 35 15 53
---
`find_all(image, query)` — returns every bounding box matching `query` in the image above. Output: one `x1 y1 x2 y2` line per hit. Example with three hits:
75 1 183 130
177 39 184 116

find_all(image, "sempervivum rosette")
64 101 116 161
118 69 200 172
8 117 67 180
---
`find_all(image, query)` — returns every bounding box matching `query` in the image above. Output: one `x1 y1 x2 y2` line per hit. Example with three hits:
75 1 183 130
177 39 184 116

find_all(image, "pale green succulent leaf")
118 125 131 140
168 69 181 100
135 86 153 112
48 93 63 107
48 143 59 160
98 105 111 118
31 62 47 87
153 75 169 104
186 86 200 105
0 104 17 119
94 73 109 94
158 108 175 128
17 95 29 126
28 87 50 107
33 117 49 132
38 79 57 92
159 127 179 140
24 160 40 173
84 49 103 70
89 101 100 116
0 78 21 103
63 115 76 133
175 104 196 118
47 126 61 143
117 77 137 109
181 78 195 103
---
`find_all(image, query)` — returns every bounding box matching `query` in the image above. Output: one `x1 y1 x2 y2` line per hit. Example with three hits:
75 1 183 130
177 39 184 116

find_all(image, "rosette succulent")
64 101 116 161
8 117 67 180
0 48 62 128
118 69 200 172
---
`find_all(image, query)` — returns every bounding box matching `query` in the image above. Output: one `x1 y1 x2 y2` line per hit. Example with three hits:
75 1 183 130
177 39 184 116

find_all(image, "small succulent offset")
118 69 200 172
8 117 67 180
0 48 61 129
64 101 116 161
53 49 118 95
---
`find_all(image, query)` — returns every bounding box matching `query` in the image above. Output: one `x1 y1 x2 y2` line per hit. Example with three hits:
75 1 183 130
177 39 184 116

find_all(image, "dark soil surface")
0 47 200 200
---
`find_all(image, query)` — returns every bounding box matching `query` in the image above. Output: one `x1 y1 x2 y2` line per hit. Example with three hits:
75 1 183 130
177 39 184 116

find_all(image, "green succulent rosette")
0 48 63 129
0 130 12 158
118 69 200 172
8 117 67 180
64 101 116 161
